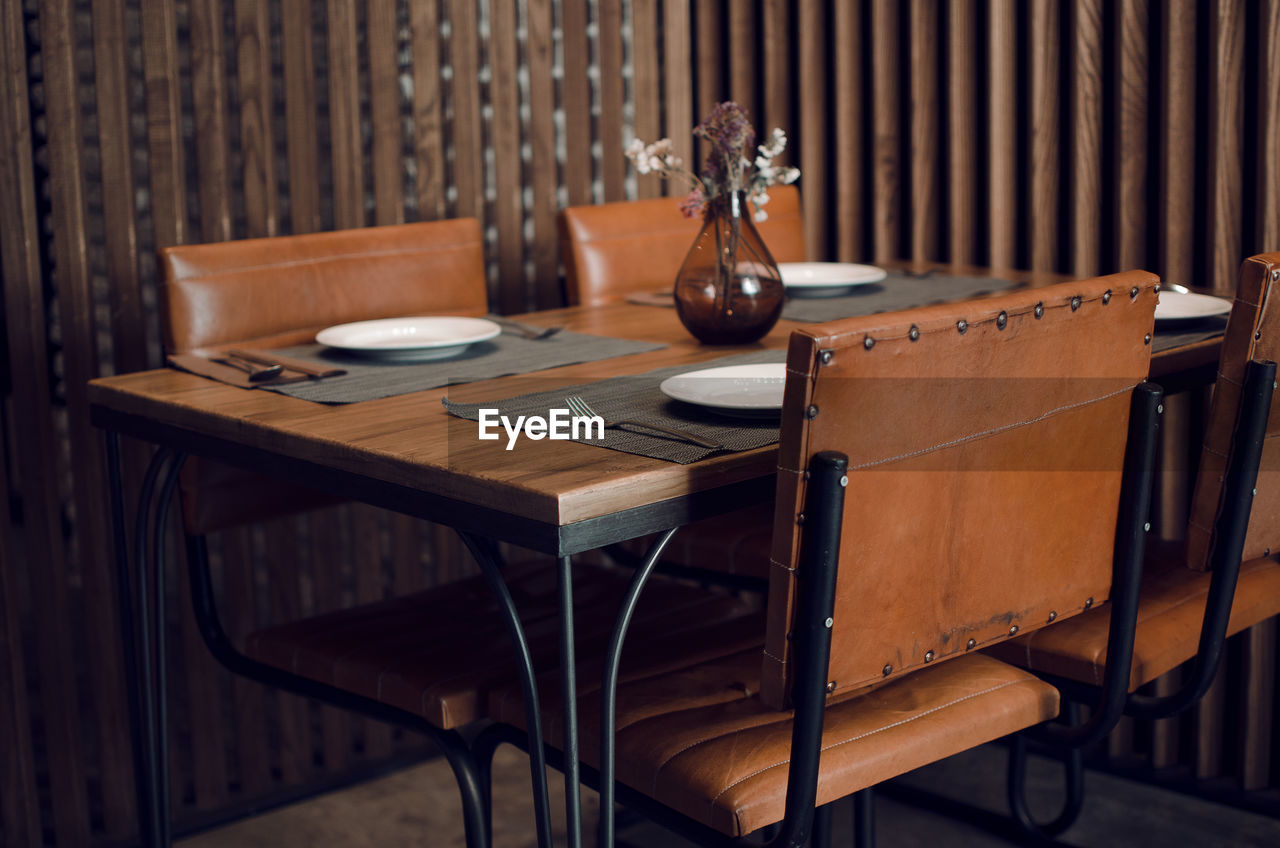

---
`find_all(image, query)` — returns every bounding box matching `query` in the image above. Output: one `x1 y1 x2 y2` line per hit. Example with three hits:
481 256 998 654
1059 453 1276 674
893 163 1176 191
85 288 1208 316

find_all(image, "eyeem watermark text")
478 408 604 450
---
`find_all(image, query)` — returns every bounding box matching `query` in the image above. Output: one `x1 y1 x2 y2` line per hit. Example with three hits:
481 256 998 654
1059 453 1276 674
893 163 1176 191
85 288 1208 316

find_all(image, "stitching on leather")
762 648 787 664
843 384 1136 471
707 678 1029 815
174 242 483 280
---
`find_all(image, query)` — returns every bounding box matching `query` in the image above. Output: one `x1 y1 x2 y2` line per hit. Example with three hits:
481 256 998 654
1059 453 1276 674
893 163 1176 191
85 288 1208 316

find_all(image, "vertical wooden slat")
910 0 939 262
264 524 319 779
871 0 900 263
177 538 230 808
694 0 722 124
218 531 272 794
34 1 96 840
663 0 694 173
1116 0 1149 271
1071 0 1104 277
307 513 351 772
411 0 446 221
799 0 827 260
141 0 187 249
189 0 232 241
1029 0 1060 272
327 0 364 230
835 0 863 262
235 0 278 238
526 0 559 305
988 0 1016 269
281 0 320 234
761 0 791 166
561 0 593 205
491 0 524 311
728 0 755 110
1160 0 1195 284
449 0 484 218
0 5 48 842
948 0 976 265
1240 619 1276 789
599 0 626 201
369 0 403 226
1206 0 1244 293
1258 0 1280 253
632 0 662 200
349 505 392 757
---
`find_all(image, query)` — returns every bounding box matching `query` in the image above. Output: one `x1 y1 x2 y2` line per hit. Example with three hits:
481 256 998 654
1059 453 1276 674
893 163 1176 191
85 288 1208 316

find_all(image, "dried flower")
624 101 799 221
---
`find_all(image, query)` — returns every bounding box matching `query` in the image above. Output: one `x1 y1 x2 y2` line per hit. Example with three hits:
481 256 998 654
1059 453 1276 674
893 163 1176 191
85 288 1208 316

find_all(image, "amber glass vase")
673 191 785 344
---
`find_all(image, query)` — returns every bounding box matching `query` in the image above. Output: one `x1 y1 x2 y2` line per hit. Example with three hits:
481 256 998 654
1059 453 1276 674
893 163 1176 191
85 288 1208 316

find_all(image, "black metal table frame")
95 403 775 848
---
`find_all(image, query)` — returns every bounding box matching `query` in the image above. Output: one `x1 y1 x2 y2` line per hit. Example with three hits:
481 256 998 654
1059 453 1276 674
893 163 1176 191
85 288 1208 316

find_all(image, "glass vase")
673 191 785 345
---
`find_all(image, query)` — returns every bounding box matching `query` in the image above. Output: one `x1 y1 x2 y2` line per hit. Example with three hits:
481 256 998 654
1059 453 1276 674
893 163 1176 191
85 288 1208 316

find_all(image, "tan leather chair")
488 273 1162 844
988 253 1280 836
559 184 805 306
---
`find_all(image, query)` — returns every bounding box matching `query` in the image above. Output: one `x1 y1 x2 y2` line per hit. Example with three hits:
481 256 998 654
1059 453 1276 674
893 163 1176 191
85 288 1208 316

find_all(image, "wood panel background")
1 1 1278 843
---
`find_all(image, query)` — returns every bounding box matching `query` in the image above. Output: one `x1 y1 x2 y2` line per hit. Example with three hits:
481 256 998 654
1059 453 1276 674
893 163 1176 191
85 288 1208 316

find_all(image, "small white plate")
659 363 787 417
1154 292 1232 324
779 262 888 297
315 316 502 361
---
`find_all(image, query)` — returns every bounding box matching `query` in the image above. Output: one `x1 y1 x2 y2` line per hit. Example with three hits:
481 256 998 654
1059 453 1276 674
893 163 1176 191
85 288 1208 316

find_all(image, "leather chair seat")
987 545 1280 692
245 562 754 729
490 644 1056 837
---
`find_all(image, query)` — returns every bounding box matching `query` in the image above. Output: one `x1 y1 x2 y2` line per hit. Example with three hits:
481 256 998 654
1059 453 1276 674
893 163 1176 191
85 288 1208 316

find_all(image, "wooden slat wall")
3 2 1280 843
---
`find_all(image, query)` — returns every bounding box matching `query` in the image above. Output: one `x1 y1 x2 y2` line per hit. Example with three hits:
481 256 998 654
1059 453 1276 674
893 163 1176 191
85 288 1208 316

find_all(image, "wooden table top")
88 272 1221 554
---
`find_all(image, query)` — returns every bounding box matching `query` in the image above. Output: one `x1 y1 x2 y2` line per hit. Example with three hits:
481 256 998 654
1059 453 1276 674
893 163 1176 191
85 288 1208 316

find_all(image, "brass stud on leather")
1157 404 1164 414
957 319 968 334
909 325 921 341
1070 295 1082 311
864 335 875 350
1008 625 1019 636
1034 303 1045 319
839 475 849 487
1272 269 1279 282
996 311 1008 329
825 617 834 628
882 664 893 676
1130 286 1140 300
1047 611 1057 623
796 513 805 525
826 681 837 693
1084 597 1094 609
924 650 935 663
806 404 819 419
1103 290 1112 304
1144 333 1152 345
820 349 834 365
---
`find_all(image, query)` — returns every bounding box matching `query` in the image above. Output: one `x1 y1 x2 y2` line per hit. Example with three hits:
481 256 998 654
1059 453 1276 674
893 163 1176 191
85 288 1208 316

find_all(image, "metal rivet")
863 335 875 350
1144 334 1152 345
826 681 837 693
1266 548 1272 557
966 638 977 650
1157 404 1164 414
839 475 849 487
882 664 893 676
1130 286 1140 300
825 617 834 628
1144 522 1151 531
1103 290 1112 304
1084 597 1094 609
1008 625 1019 636
924 650 935 663
996 311 1008 329
802 470 811 480
909 325 921 341
786 631 794 641
820 350 833 365
1070 295 1082 311
1034 303 1045 319
806 405 819 419
796 513 805 525
1272 269 1279 281
1252 488 1258 497
1256 332 1263 341
957 319 968 334
1047 611 1057 623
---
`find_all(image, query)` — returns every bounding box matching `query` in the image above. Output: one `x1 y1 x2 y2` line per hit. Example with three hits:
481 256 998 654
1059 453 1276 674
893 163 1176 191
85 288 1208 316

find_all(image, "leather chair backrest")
558 185 805 306
158 219 488 534
762 273 1159 708
1186 252 1280 569
161 219 488 353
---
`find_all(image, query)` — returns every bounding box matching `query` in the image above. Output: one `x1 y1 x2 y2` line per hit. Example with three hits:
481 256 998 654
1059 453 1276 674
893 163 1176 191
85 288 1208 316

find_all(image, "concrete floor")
178 742 1280 847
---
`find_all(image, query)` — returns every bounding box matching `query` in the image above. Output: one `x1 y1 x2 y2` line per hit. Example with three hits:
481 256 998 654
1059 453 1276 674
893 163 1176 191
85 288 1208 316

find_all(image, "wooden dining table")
87 266 1225 848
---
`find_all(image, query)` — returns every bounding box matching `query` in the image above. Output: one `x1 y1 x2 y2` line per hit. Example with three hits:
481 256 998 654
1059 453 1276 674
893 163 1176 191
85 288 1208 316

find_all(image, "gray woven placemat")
1151 317 1229 353
781 272 1027 322
262 330 665 404
443 349 787 464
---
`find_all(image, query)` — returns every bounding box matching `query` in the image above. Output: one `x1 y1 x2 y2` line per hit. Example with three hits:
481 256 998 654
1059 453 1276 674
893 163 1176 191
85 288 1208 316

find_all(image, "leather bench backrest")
762 273 1159 708
1186 252 1280 569
558 185 805 306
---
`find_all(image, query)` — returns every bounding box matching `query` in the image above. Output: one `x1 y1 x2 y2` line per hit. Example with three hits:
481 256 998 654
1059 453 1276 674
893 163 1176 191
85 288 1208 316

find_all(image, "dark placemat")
1151 317 1229 353
261 330 665 404
780 272 1025 322
443 350 787 464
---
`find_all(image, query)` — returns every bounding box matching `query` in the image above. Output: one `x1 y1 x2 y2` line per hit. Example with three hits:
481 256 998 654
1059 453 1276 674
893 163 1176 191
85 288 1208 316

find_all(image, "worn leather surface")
988 542 1280 690
247 561 754 730
490 647 1055 837
764 273 1159 709
1186 252 1280 570
158 220 489 534
559 185 805 306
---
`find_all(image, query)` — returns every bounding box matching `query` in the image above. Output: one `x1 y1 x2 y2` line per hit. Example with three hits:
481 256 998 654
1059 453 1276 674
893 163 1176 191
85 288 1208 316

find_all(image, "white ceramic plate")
779 262 888 297
1154 292 1232 324
315 316 502 361
659 363 787 417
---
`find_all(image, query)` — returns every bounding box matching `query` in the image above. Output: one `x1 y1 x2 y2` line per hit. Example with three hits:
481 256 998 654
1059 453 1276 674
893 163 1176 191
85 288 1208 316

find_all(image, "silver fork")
563 395 723 450
489 316 564 340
